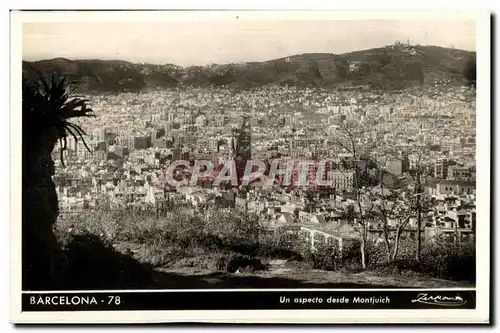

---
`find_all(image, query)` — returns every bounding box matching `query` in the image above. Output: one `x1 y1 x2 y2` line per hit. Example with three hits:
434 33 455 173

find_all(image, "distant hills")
22 44 476 93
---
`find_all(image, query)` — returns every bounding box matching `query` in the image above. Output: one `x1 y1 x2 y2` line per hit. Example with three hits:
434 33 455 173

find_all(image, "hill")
22 44 475 93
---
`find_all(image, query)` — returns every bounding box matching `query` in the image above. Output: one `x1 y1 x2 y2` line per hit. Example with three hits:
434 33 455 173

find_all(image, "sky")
22 19 476 66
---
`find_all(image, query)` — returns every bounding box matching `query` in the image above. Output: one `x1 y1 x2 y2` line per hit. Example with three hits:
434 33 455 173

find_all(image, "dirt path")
154 260 472 289
113 242 473 289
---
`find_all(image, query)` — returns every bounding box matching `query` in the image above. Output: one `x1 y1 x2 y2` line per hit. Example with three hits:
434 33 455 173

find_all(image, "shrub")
55 207 475 283
365 241 388 268
256 232 306 260
311 243 340 271
419 239 475 282
365 239 475 282
216 252 266 273
340 240 361 263
56 207 307 272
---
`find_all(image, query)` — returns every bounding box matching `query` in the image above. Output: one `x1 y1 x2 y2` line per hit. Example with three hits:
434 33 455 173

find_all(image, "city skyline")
23 19 476 66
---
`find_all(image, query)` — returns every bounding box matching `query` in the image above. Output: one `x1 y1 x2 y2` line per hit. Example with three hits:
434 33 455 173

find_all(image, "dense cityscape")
53 79 476 251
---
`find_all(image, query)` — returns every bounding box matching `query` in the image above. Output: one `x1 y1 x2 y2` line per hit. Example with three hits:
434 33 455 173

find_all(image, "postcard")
10 10 490 324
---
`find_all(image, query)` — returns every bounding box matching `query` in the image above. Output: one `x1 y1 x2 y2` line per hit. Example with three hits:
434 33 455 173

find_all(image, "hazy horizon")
22 42 476 67
23 20 476 66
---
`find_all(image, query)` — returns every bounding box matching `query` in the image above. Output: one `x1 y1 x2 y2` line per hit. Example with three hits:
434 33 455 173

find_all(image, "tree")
333 115 434 267
383 144 431 262
370 186 416 263
23 74 95 289
332 119 380 269
349 150 416 265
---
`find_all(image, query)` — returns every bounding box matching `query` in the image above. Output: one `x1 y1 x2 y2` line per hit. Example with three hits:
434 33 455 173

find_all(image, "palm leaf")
23 74 97 164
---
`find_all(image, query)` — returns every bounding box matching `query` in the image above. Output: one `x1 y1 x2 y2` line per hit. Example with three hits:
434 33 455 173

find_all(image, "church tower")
232 115 252 185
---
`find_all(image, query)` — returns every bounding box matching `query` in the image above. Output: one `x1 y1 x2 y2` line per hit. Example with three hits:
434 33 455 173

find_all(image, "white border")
10 10 491 324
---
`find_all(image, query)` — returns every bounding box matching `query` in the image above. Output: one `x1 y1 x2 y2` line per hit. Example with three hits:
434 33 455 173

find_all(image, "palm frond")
23 74 97 164
65 122 92 153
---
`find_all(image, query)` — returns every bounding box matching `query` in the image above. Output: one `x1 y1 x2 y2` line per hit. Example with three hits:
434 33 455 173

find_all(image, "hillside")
22 44 475 93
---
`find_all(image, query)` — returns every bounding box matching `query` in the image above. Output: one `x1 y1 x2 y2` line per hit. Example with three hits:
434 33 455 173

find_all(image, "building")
209 137 218 152
277 212 295 224
386 155 409 176
235 197 248 211
134 135 152 150
94 141 108 152
76 141 93 159
195 115 207 127
429 180 476 196
153 138 168 149
447 165 474 181
92 128 106 142
165 111 175 122
172 147 182 161
326 170 355 192
66 136 77 151
151 114 162 123
232 116 252 184
110 145 124 158
117 136 135 149
434 159 452 179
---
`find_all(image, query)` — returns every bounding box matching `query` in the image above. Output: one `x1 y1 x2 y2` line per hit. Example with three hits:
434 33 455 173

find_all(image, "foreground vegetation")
52 207 475 289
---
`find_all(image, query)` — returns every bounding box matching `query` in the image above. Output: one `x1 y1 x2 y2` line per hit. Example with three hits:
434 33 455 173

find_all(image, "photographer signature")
411 293 467 307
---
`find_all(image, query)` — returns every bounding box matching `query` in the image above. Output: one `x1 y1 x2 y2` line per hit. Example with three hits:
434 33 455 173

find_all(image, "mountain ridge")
22 44 476 93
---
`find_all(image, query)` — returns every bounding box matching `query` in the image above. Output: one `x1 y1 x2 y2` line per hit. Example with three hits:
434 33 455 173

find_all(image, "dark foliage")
216 253 267 273
300 237 475 283
22 75 95 290
60 234 155 289
463 55 476 87
310 244 341 271
419 240 476 282
23 74 95 166
376 50 393 67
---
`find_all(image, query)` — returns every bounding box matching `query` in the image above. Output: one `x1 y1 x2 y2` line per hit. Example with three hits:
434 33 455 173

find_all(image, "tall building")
92 128 106 142
165 110 175 122
77 139 93 159
435 159 451 179
66 136 77 151
151 114 162 123
232 116 252 184
151 129 158 142
209 137 218 152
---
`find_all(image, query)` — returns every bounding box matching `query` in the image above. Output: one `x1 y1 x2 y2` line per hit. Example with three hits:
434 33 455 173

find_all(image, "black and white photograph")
10 10 490 323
